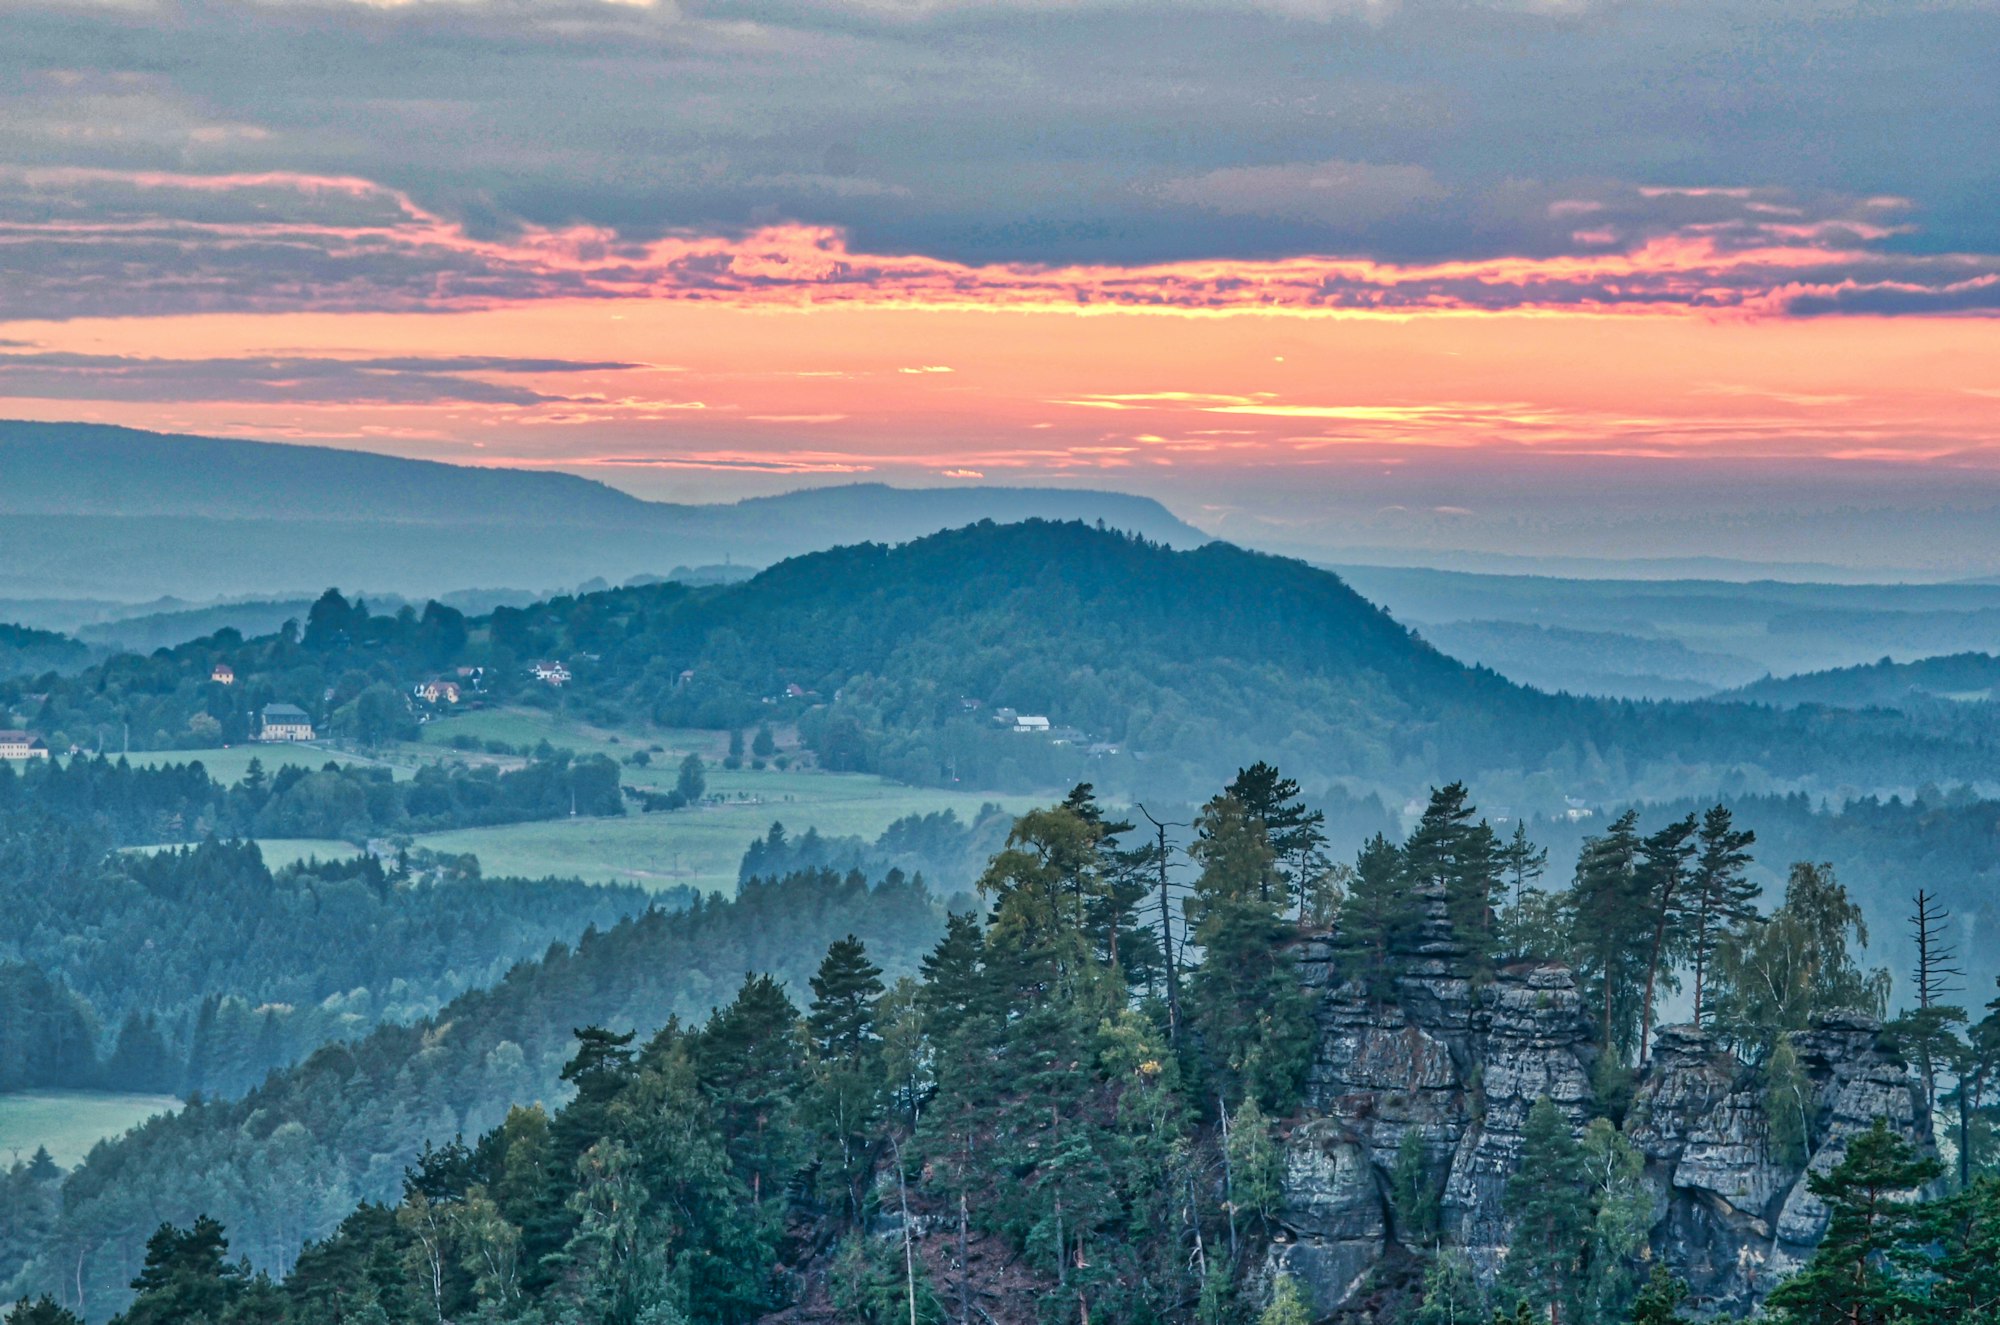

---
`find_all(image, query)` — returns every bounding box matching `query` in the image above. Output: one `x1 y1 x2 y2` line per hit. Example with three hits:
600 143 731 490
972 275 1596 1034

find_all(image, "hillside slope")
1728 651 2000 708
449 521 1997 807
0 421 1205 598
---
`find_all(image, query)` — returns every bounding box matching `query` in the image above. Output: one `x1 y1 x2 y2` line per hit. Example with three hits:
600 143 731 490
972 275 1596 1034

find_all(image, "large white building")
257 704 316 742
0 730 49 760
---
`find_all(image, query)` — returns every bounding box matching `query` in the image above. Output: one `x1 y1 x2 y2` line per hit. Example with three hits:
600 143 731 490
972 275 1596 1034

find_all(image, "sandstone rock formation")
1270 916 1929 1317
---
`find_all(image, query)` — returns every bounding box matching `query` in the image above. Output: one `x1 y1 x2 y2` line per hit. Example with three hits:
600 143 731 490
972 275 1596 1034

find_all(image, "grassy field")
101 708 1053 891
125 837 362 870
0 1091 181 1168
113 744 399 784
415 768 1038 892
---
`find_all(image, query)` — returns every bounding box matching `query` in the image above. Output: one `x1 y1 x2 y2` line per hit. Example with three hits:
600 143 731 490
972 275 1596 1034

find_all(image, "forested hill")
1728 651 2000 709
0 867 945 1316
13 519 1994 808
0 422 1204 599
476 520 1990 806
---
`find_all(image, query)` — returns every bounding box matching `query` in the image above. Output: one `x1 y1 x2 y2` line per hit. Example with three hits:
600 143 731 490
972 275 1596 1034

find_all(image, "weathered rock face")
1273 937 1931 1319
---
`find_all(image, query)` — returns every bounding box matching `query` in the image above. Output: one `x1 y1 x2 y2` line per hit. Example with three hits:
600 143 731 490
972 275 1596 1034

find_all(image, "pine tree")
978 803 1106 1008
808 935 886 1220
117 1215 242 1325
1763 1119 1941 1325
1185 794 1316 1111
1332 833 1421 1004
1499 1098 1588 1324
1686 805 1756 1031
696 973 804 1203
1566 811 1653 1065
1925 1173 2000 1318
1224 762 1327 908
1636 812 1697 1064
1402 784 1505 972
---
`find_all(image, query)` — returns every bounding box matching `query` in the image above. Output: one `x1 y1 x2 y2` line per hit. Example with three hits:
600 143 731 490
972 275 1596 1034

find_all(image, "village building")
210 663 236 685
257 704 316 742
1013 715 1051 733
528 660 571 687
414 679 462 704
0 730 50 760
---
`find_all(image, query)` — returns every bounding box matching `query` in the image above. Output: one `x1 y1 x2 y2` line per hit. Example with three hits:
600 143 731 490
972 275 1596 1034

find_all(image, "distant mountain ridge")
0 421 1206 599
1728 651 2000 709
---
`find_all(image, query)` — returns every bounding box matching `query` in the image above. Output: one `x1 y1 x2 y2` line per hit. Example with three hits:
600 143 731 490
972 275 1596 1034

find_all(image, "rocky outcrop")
1272 937 1931 1319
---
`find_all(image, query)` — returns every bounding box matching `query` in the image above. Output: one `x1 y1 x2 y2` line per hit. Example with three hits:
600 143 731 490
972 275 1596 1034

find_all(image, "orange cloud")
5 165 1998 322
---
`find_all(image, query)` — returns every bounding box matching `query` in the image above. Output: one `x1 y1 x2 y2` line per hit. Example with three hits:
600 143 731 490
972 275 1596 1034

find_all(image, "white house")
257 704 316 742
0 730 50 760
1013 715 1051 733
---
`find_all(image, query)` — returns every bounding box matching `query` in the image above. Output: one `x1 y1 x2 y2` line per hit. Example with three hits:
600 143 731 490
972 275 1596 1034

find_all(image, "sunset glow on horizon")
4 0 1998 568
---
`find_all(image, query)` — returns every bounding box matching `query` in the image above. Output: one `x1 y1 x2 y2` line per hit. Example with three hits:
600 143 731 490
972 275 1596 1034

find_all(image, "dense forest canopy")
1 865 950 1316
3 765 1987 1325
0 826 652 1098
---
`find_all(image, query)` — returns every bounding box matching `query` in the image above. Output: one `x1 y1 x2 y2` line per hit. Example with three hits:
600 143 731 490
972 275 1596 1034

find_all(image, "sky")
2 0 1998 573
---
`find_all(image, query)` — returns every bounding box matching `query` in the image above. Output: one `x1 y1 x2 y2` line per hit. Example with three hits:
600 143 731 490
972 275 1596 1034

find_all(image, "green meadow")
97 707 1053 891
124 837 362 870
0 1091 181 1169
412 771 1036 892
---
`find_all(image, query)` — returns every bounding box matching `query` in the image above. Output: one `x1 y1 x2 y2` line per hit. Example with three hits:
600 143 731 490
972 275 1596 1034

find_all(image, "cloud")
1153 160 1447 228
1772 275 2000 316
1 165 1993 322
0 0 1995 281
0 351 639 405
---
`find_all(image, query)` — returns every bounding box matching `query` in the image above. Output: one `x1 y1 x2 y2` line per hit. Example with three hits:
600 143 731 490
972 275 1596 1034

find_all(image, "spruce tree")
1413 1251 1484 1325
1627 1267 1691 1325
917 911 989 1040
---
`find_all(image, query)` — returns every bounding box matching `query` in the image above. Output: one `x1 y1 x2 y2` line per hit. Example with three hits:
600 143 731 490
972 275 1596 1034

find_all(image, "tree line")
0 745 624 848
0 829 650 1097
